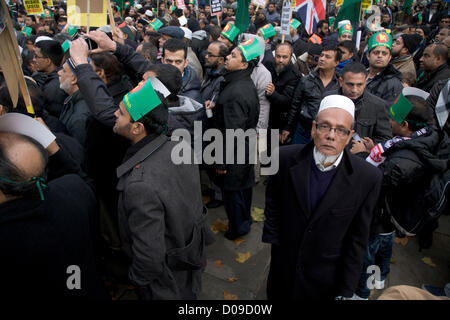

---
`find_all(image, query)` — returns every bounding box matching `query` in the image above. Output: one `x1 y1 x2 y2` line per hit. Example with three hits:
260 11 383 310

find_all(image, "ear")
311 120 317 138
401 120 409 130
184 57 189 70
131 121 146 136
70 74 78 86
346 129 355 146
97 68 106 80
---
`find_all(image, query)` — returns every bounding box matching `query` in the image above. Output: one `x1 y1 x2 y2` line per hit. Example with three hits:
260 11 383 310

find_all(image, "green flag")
402 0 413 16
235 0 250 35
334 0 362 30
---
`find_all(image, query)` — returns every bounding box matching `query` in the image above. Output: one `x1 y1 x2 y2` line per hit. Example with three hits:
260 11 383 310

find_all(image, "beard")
59 80 71 94
315 148 340 167
275 63 287 73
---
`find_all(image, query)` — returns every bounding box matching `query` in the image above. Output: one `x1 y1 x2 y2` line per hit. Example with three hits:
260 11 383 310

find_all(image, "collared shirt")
313 147 344 172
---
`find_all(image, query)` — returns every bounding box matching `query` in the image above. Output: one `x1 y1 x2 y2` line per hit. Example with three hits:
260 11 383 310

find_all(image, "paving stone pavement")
110 176 450 300
199 176 450 300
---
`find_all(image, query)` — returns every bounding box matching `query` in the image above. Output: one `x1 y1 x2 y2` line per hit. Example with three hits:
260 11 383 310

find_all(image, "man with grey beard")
265 43 301 136
58 58 92 147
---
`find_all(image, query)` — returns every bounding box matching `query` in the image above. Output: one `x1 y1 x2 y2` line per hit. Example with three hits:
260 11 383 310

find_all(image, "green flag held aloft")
402 0 413 16
334 0 362 30
235 0 250 35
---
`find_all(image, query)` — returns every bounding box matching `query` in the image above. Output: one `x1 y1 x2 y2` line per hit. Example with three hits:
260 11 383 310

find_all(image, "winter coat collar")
223 68 253 84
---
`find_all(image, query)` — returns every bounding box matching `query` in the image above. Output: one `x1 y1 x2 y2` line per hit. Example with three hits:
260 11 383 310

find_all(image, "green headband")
221 22 240 42
290 18 301 30
258 24 276 40
123 79 162 122
368 31 392 52
150 18 163 31
238 38 264 62
339 23 353 36
389 87 430 125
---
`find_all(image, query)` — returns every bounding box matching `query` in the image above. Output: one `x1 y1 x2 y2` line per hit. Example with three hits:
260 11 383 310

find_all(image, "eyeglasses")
315 123 351 137
206 52 221 58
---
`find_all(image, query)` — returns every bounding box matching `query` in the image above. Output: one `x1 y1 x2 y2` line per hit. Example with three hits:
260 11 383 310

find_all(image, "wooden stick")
107 0 117 33
217 13 221 28
87 0 91 33
282 34 285 43
157 0 159 17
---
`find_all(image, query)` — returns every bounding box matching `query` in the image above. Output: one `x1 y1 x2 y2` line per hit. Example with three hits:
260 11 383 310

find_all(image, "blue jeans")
355 232 395 299
292 123 311 145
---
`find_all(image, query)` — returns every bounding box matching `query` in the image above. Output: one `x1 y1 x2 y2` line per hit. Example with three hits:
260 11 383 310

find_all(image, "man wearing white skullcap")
263 94 383 300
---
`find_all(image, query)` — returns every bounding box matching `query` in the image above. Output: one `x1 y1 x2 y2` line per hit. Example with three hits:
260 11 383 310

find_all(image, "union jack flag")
293 0 327 35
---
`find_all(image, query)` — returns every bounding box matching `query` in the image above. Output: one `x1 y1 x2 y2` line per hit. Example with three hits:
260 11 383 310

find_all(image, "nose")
114 109 120 118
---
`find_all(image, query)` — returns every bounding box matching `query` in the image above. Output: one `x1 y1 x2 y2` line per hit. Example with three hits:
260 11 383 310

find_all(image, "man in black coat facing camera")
263 95 382 300
265 42 301 133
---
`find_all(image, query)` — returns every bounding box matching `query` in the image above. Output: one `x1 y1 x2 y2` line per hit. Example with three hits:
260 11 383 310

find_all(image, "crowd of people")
0 0 449 300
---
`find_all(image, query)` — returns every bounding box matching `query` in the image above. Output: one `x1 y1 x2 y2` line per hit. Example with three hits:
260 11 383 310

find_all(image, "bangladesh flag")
334 0 362 30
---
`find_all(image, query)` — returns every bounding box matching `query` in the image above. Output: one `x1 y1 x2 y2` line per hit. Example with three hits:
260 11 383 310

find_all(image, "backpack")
386 131 450 238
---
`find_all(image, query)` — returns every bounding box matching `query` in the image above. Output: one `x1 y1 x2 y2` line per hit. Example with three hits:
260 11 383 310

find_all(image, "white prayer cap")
98 25 112 33
35 36 54 43
181 27 192 40
337 20 351 29
318 95 355 119
145 10 153 17
125 16 133 23
135 4 143 9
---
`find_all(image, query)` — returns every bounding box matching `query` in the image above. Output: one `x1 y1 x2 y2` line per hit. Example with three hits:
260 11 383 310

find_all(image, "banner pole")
87 0 91 33
108 0 117 34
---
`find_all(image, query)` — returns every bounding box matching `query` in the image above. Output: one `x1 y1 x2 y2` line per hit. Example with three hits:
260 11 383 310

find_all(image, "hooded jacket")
379 127 450 235
366 63 403 104
180 65 203 104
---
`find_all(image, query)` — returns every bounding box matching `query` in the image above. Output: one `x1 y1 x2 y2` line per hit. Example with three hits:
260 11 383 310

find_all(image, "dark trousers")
222 187 253 235
355 232 395 298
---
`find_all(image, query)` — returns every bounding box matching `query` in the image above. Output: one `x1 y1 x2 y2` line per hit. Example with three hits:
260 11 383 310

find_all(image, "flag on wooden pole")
0 0 35 115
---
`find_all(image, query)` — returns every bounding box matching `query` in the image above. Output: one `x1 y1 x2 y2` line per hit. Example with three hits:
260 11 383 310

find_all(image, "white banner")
280 0 292 36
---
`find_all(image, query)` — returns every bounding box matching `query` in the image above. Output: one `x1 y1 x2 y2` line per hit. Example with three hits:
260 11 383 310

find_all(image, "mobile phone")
353 133 362 142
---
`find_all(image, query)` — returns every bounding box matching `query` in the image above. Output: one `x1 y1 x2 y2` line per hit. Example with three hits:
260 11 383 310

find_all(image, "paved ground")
198 176 450 300
108 176 450 300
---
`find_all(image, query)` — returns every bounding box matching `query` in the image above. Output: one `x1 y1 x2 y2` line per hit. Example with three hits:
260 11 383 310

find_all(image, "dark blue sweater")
309 160 339 213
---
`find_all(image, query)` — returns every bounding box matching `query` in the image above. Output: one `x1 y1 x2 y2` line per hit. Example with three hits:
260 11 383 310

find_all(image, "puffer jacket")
366 63 403 104
379 127 450 235
180 66 203 104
